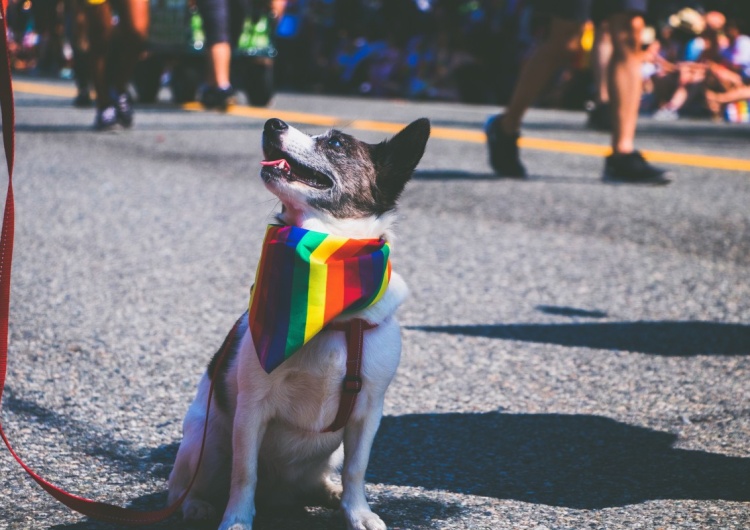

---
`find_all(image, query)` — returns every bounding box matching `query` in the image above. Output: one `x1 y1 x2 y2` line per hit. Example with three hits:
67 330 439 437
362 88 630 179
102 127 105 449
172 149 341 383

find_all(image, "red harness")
212 316 376 435
323 318 377 433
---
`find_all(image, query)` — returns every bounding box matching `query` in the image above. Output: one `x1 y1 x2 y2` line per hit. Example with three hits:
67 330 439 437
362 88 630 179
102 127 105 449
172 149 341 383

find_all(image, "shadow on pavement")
2 390 175 479
15 123 98 133
370 411 750 509
536 305 608 318
408 321 750 356
8 392 460 530
26 401 749 526
413 169 600 184
413 169 498 180
50 495 463 530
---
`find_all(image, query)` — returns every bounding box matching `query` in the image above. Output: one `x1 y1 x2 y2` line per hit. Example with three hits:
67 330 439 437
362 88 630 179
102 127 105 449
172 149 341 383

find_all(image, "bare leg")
603 13 670 183
501 18 585 135
705 89 722 116
607 13 644 154
708 85 750 105
662 85 688 111
208 42 232 88
593 22 612 105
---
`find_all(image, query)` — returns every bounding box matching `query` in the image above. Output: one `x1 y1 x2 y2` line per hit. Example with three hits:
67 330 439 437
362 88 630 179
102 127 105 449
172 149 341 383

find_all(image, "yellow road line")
15 80 750 173
184 102 342 128
13 80 78 98
195 103 750 173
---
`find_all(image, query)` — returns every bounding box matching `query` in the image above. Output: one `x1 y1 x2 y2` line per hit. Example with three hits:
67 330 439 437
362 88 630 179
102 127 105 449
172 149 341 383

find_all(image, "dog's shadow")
370 411 750 510
48 475 461 530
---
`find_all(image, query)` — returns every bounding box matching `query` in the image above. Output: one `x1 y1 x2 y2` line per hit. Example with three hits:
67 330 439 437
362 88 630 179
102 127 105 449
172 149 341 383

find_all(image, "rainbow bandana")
249 225 391 373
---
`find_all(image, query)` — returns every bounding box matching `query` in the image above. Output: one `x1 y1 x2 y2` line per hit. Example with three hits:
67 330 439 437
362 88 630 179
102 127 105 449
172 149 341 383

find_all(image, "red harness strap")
322 318 377 433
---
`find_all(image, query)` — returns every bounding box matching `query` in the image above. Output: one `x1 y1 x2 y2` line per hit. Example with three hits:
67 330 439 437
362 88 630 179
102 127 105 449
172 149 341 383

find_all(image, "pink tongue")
261 159 290 170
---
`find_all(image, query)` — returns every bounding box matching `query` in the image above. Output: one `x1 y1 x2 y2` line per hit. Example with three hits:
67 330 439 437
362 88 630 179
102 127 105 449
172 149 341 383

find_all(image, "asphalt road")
1 80 749 530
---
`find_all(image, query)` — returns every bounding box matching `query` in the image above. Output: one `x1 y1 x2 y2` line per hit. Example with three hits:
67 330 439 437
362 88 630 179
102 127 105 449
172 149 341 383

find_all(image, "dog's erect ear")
373 118 430 209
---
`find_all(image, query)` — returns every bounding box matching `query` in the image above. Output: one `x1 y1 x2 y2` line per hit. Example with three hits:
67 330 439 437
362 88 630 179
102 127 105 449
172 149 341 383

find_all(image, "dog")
167 117 430 530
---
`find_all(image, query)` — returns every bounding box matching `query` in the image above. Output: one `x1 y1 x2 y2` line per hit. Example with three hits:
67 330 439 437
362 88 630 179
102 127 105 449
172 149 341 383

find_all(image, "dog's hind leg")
295 446 344 509
305 474 344 509
168 374 231 521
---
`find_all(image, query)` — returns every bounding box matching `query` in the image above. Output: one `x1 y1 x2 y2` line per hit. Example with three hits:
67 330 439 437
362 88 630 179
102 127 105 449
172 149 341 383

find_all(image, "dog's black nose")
264 118 288 133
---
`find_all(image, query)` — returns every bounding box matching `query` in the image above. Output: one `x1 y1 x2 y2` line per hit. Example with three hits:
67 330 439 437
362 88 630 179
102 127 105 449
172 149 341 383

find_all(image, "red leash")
0 10 222 525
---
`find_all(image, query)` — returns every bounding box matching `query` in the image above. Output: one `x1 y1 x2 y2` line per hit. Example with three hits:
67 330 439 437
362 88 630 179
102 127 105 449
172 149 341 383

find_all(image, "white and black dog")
168 117 430 530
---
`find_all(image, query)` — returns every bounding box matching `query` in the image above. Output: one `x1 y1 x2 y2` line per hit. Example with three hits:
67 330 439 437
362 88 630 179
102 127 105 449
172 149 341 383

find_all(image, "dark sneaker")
73 92 93 108
603 151 671 185
115 92 134 128
200 85 235 111
485 114 527 178
586 101 612 132
94 106 118 131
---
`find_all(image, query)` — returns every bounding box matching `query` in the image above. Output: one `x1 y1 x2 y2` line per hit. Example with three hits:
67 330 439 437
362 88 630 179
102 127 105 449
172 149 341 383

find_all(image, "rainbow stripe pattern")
249 225 391 373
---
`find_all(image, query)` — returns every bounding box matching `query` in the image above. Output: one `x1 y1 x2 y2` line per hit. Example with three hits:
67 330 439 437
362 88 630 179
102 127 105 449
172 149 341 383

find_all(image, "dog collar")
249 225 391 373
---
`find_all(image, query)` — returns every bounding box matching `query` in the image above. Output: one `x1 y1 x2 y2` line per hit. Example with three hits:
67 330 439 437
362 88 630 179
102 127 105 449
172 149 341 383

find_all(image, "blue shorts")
534 0 648 23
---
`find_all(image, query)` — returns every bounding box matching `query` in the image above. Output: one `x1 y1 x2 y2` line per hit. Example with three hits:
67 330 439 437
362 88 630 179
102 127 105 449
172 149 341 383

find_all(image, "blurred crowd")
4 0 750 122
641 5 750 122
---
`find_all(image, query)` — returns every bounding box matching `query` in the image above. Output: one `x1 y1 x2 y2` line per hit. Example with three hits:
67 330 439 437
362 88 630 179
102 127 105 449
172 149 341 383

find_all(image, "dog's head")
261 117 430 238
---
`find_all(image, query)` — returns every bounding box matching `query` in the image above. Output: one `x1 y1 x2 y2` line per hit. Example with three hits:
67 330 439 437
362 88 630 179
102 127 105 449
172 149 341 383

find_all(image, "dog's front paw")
182 498 216 521
344 509 387 530
218 512 255 530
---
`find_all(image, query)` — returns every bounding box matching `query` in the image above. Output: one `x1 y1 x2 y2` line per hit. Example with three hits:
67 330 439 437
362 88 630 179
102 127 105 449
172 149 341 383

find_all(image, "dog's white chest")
264 332 350 430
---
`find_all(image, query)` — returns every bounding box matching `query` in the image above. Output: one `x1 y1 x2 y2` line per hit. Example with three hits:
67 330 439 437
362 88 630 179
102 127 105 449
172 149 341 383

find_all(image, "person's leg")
196 0 234 108
100 0 147 127
85 0 123 129
111 0 149 93
31 0 62 73
653 65 693 120
70 0 92 106
586 21 614 130
592 22 611 105
500 18 586 134
488 16 585 177
707 85 750 105
601 3 670 184
664 66 691 107
84 0 113 110
607 11 643 154
208 43 232 88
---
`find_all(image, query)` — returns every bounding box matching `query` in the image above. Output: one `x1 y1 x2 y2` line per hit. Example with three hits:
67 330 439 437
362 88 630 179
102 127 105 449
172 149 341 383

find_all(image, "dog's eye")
327 136 343 148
